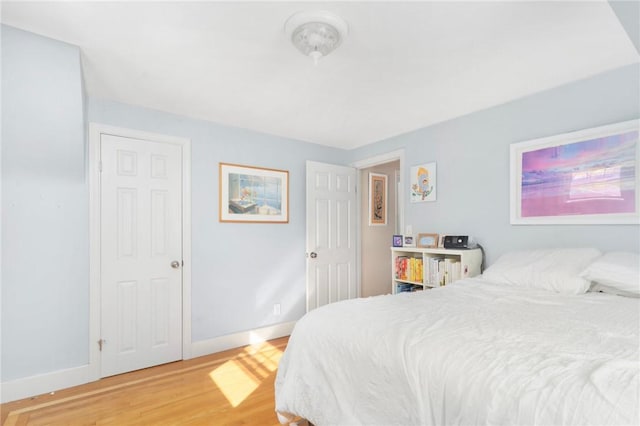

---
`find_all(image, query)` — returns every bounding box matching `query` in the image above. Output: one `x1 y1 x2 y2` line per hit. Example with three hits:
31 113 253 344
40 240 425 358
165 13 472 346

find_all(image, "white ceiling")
2 1 638 149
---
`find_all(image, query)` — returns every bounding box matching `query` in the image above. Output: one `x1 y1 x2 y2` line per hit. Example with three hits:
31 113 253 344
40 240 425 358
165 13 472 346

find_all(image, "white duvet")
275 278 640 426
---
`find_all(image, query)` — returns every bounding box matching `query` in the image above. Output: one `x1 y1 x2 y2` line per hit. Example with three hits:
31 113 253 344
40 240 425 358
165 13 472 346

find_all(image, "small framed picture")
392 235 403 247
417 233 439 248
438 235 446 248
403 235 415 247
369 172 387 226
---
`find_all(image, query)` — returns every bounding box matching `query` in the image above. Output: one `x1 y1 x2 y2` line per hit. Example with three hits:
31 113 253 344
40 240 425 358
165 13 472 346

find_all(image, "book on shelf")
425 256 443 286
424 257 461 286
396 283 424 293
394 256 423 282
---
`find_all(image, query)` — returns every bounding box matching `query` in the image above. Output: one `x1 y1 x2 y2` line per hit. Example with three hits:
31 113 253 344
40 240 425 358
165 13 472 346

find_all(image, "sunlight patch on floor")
245 341 284 372
209 341 284 407
209 359 261 407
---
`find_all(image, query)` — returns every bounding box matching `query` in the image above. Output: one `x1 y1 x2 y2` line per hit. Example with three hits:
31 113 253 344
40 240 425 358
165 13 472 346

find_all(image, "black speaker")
443 235 475 249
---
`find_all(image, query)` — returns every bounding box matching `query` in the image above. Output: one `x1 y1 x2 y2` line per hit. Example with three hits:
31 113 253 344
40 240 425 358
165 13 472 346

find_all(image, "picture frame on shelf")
510 119 638 225
392 235 403 247
403 235 415 247
219 162 289 223
438 235 446 248
417 233 439 248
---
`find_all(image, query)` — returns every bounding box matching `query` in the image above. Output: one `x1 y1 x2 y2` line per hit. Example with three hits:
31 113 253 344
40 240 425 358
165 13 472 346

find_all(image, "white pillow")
482 248 602 295
580 252 640 296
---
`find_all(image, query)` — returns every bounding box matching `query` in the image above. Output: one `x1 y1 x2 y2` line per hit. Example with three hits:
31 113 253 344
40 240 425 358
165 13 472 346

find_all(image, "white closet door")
100 133 183 377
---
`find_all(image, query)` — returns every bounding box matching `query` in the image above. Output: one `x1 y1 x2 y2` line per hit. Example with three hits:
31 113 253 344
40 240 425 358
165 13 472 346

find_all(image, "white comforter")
275 278 640 426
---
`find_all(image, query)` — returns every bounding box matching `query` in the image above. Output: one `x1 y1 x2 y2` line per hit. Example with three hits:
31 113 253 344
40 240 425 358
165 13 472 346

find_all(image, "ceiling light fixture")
285 11 349 65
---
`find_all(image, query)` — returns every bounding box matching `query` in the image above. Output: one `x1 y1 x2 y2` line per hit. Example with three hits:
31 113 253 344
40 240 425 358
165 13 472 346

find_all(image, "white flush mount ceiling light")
285 10 349 65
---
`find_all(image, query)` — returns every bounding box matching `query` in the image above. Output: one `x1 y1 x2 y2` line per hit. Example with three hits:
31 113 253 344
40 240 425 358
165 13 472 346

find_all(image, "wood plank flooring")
1 336 289 425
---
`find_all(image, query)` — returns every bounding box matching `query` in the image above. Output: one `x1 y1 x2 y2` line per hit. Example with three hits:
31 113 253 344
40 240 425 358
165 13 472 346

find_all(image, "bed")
275 249 640 426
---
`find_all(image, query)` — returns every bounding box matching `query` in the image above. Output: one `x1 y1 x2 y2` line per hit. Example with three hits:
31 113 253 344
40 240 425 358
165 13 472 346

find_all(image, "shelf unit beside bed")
391 247 482 294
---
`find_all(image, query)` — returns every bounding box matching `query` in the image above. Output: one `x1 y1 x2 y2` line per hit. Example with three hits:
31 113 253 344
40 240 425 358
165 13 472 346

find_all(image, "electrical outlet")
405 225 412 235
273 303 281 315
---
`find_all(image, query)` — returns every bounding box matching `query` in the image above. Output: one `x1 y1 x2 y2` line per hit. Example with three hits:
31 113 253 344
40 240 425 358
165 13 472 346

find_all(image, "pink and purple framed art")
510 120 639 225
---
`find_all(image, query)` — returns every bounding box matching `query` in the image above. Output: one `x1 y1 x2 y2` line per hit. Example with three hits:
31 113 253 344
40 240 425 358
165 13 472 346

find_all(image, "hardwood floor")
1 337 289 425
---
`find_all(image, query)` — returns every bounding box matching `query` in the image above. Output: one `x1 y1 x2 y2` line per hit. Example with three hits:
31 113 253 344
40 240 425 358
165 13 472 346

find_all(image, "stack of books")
425 257 462 286
394 256 423 282
396 283 425 293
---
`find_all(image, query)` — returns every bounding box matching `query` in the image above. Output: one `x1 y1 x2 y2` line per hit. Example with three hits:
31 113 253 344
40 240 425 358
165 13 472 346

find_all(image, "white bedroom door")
306 161 358 312
99 133 183 377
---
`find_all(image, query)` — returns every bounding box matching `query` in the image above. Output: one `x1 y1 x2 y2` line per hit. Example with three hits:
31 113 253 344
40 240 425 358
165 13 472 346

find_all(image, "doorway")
359 160 400 296
352 150 404 297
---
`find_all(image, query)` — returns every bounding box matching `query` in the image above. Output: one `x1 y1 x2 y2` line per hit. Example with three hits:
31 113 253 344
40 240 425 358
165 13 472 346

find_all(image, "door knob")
171 260 181 269
310 252 317 259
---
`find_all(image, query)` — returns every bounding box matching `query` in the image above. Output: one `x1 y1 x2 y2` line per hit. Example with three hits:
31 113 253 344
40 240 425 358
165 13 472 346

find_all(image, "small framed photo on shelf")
392 235 403 247
417 233 439 248
438 235 446 248
403 235 416 247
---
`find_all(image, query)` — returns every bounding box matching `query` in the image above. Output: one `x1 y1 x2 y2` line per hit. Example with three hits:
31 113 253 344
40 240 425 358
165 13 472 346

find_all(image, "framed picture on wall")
410 162 437 202
510 119 639 225
219 163 289 223
369 172 387 226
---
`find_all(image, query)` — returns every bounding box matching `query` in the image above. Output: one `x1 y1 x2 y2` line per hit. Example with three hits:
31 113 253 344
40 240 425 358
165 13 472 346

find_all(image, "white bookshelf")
391 247 482 294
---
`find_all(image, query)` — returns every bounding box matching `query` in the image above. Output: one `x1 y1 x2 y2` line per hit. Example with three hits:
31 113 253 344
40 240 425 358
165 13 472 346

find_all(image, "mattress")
275 278 640 425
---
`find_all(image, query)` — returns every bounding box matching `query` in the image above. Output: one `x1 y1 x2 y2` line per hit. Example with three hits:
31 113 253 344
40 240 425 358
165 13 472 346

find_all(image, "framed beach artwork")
410 162 436 202
369 172 387 226
219 163 289 223
510 120 639 225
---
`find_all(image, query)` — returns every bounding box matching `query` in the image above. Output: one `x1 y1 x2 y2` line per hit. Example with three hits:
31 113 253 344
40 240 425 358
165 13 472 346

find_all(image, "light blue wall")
1 26 88 381
87 98 347 342
351 64 640 264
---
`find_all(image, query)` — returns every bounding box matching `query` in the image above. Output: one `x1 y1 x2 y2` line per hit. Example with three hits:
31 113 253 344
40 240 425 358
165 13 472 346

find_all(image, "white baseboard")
190 321 296 359
1 321 296 403
1 364 91 404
